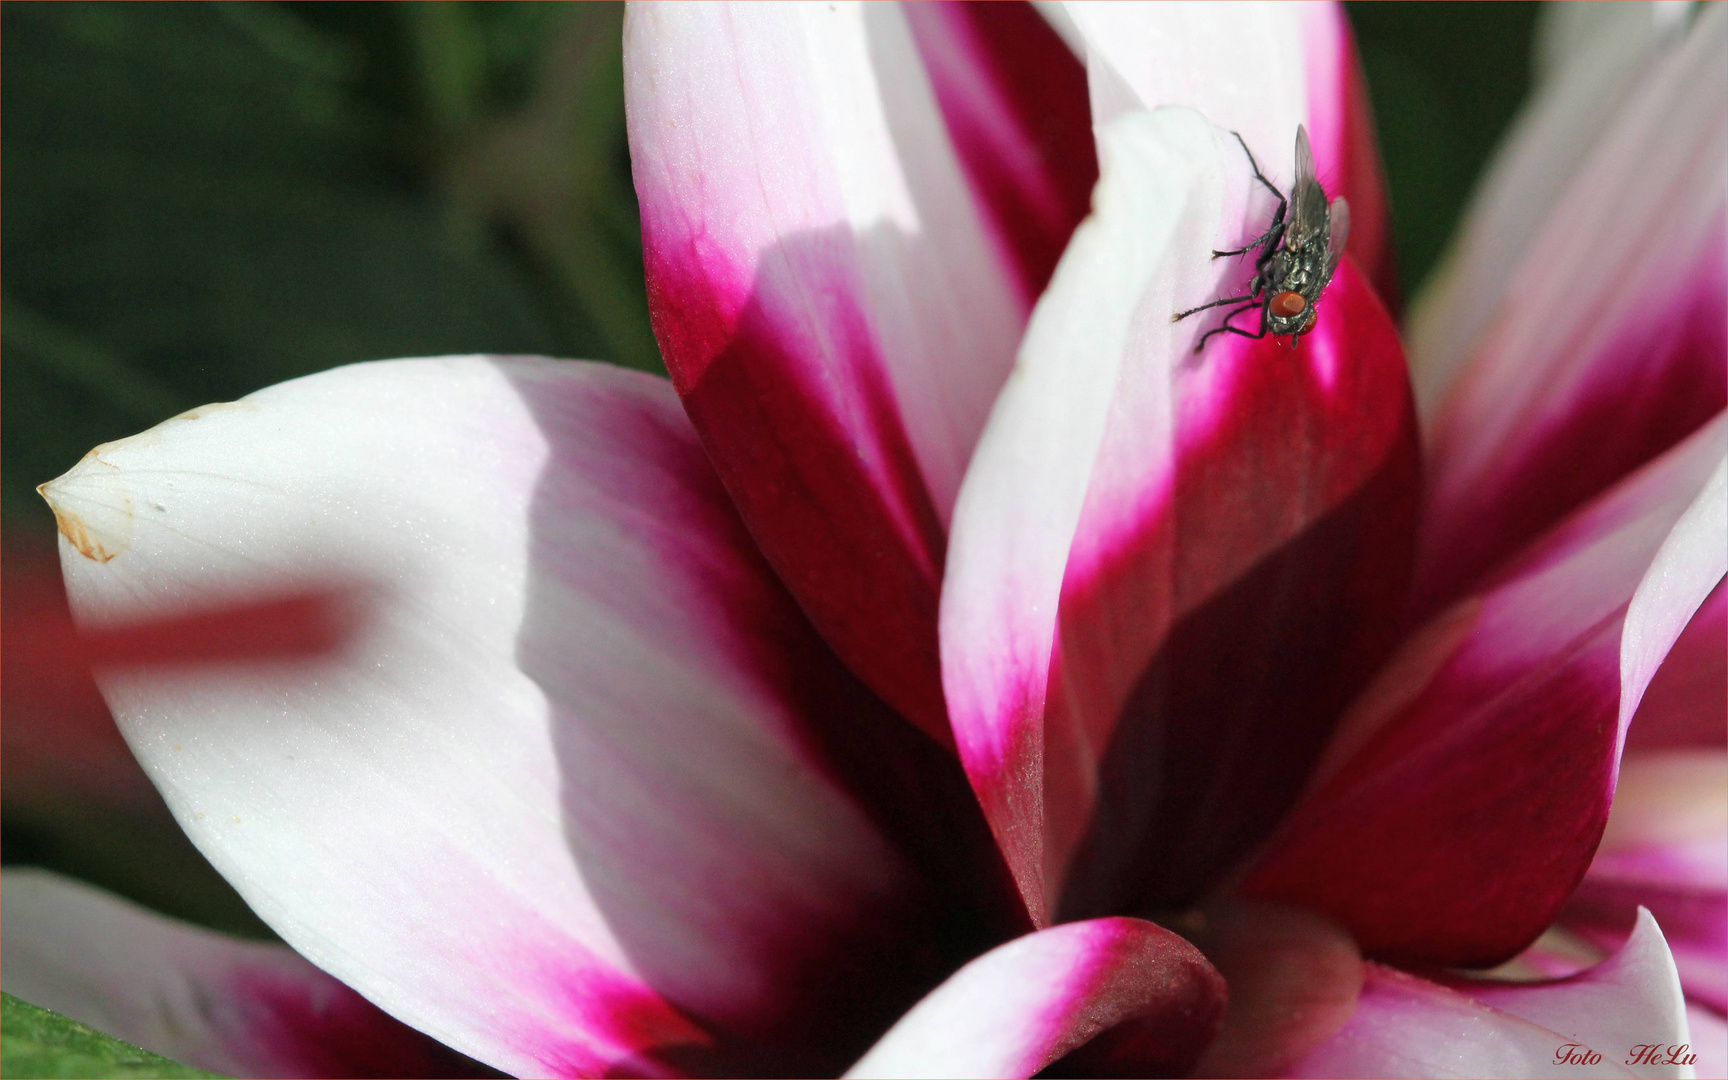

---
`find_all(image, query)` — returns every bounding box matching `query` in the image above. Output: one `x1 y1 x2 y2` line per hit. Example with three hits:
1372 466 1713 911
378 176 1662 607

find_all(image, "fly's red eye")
1271 291 1307 318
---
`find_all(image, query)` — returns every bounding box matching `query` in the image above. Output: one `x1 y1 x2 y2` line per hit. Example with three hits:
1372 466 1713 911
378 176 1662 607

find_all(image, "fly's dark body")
1173 125 1350 353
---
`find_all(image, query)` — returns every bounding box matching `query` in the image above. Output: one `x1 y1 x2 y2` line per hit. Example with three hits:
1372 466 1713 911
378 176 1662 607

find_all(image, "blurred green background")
1 2 1539 933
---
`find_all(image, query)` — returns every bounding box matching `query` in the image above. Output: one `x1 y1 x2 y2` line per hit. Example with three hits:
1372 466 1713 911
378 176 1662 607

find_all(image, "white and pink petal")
40 356 952 1077
1413 5 1727 613
940 106 1415 924
903 1 1096 307
1062 1 1392 292
624 1 1028 739
1285 912 1693 1079
1246 415 1726 967
843 917 1225 1079
1563 749 1728 1012
1 869 478 1078
1628 579 1726 753
1407 0 1694 418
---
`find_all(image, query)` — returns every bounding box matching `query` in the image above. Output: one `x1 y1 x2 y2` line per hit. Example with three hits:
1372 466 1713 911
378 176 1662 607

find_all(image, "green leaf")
0 993 224 1079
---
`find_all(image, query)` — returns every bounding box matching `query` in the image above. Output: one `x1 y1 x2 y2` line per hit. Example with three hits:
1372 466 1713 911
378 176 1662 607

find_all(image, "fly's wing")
1294 124 1317 185
1285 125 1329 249
1323 197 1351 284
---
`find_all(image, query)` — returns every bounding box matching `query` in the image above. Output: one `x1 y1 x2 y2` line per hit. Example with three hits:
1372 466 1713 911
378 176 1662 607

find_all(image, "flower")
11 2 1725 1077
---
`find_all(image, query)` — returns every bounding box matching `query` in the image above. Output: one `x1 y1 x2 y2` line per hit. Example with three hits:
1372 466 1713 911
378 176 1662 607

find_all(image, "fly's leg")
1212 131 1288 259
1172 293 1256 323
1233 130 1286 208
1193 300 1269 353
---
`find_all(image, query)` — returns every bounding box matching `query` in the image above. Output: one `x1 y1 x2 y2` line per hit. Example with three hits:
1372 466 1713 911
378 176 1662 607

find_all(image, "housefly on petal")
1172 124 1350 354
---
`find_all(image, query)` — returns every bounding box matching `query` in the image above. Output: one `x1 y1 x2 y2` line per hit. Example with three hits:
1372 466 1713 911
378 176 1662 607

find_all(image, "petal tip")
40 449 133 563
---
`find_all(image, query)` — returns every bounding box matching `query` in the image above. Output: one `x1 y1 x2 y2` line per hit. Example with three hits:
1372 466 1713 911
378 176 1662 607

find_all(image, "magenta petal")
1628 579 1727 752
844 917 1225 1079
1188 902 1365 1079
1414 8 1728 613
1245 416 1727 967
1052 253 1416 916
625 2 1030 739
904 1 1096 305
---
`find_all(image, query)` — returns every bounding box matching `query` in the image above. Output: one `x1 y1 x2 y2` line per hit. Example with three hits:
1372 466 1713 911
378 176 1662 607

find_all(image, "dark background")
1 2 1540 933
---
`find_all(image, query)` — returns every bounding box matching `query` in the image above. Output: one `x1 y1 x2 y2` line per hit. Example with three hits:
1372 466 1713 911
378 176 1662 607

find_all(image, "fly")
1172 125 1349 353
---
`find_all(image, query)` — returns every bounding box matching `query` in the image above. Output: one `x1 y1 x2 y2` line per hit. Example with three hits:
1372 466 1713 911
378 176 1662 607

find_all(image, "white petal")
42 356 910 1077
1470 911 1696 1080
1062 1 1309 161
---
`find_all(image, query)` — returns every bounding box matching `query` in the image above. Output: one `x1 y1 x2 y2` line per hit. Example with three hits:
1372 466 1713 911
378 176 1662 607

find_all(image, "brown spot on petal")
38 452 133 562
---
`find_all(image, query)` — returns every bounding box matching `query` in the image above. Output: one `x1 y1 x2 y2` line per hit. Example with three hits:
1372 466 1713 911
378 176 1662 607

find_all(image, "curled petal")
1414 6 1727 612
1287 913 1690 1079
625 1 1027 738
42 357 935 1077
1464 911 1694 1080
1246 415 1726 966
1 869 477 1079
1623 460 1728 734
941 108 1415 923
1564 750 1728 1011
843 917 1225 1080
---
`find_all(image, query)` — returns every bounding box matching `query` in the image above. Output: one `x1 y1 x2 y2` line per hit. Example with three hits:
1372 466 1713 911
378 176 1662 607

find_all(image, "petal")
1564 749 1728 1011
1187 902 1365 1079
842 917 1225 1080
1064 1 1392 291
1622 459 1728 734
1413 6 1728 613
1689 1005 1726 1080
42 357 950 1077
903 0 1096 305
1287 915 1691 1080
1285 964 1632 1079
1464 910 1694 1080
1 869 478 1079
624 1 1027 738
1408 0 1691 416
1245 415 1727 967
1628 580 1727 751
1066 2 1305 143
941 108 1416 923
